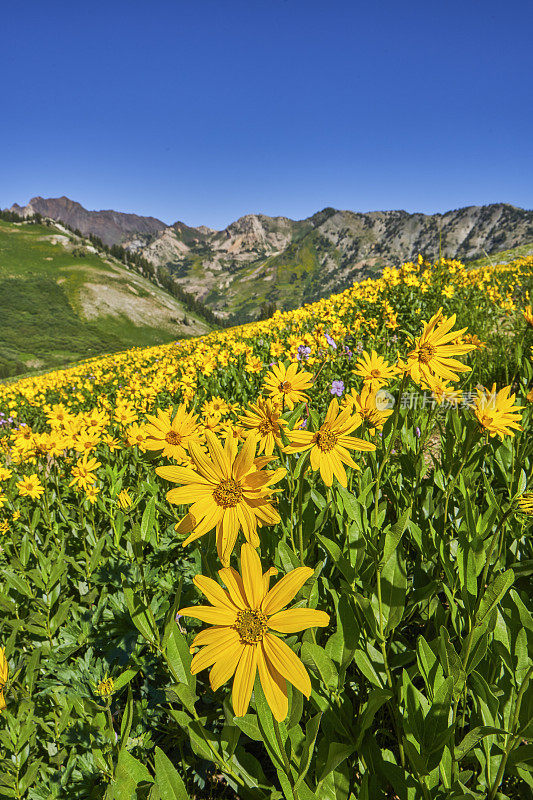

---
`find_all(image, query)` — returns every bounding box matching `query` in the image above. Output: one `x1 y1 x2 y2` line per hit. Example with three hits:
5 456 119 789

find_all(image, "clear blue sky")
1 0 532 229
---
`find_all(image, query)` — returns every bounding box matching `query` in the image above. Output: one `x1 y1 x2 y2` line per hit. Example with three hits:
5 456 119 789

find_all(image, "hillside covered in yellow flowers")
0 254 532 800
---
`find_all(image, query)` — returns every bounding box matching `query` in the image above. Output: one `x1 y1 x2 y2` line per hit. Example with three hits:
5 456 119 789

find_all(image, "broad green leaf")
233 713 262 742
354 687 392 748
475 569 515 629
300 642 338 690
123 587 159 644
165 626 194 688
416 636 444 699
422 676 454 755
113 668 140 692
111 749 152 800
154 746 189 800
293 712 321 790
381 547 407 635
141 497 156 541
455 726 505 760
380 507 411 569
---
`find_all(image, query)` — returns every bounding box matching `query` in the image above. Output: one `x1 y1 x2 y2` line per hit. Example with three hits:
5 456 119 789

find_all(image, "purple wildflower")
330 380 345 397
415 426 421 438
297 345 311 361
325 333 337 349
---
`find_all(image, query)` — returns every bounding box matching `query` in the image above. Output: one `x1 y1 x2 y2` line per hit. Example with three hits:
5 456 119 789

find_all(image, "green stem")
443 426 476 526
488 666 533 800
297 476 304 567
376 566 406 768
373 373 407 529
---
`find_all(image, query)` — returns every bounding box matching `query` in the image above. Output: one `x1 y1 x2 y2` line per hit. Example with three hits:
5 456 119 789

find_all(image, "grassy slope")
466 240 533 268
0 220 210 376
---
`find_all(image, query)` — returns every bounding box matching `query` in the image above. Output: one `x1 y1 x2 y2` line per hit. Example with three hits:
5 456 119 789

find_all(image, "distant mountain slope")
132 203 533 319
10 196 166 247
7 197 533 319
0 218 210 378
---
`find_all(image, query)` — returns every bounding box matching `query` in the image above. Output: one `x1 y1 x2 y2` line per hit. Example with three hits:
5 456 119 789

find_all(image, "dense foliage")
0 256 532 800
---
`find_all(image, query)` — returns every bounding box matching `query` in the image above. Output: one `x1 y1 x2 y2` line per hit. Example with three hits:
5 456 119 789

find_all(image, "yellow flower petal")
241 543 263 608
232 644 258 717
193 575 239 612
261 566 314 616
210 642 244 691
191 628 241 673
267 608 330 633
262 632 311 698
257 646 288 721
178 605 237 626
218 567 248 609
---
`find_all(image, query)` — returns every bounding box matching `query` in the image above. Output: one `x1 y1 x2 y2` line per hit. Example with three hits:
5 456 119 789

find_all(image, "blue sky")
1 0 532 228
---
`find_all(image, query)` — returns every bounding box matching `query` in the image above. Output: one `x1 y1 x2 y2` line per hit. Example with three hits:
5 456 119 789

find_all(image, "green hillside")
466 239 533 267
0 219 210 377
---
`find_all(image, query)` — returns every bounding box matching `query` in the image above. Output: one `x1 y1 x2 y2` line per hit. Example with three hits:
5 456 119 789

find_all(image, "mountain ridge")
7 196 533 319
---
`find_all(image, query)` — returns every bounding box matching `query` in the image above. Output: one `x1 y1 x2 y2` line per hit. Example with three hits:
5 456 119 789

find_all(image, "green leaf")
380 508 411 569
88 532 107 575
119 686 134 753
111 749 153 800
165 627 195 689
439 628 466 693
141 497 156 541
475 569 515 629
422 676 454 755
416 636 444 699
233 713 262 741
187 721 219 762
317 741 355 784
293 712 321 790
113 668 140 692
123 587 159 644
352 644 385 688
167 683 198 714
381 547 407 635
163 580 183 648
455 726 505 760
316 760 351 800
300 642 338 690
253 678 287 768
354 687 392 748
154 746 189 800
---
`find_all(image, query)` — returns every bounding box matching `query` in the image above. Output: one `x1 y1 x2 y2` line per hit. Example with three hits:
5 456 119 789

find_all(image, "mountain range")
8 197 533 319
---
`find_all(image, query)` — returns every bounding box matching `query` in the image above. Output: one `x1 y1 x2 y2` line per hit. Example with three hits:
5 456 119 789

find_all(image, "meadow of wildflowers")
0 255 532 799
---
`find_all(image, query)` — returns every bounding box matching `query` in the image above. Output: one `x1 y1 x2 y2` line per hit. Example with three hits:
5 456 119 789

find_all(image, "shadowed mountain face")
10 196 166 247
8 197 533 318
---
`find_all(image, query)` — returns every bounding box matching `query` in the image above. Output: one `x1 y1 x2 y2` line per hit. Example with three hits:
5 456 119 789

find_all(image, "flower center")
259 420 275 436
278 381 292 393
418 343 436 364
315 429 338 452
165 430 182 446
234 609 268 643
213 478 243 508
370 369 381 377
